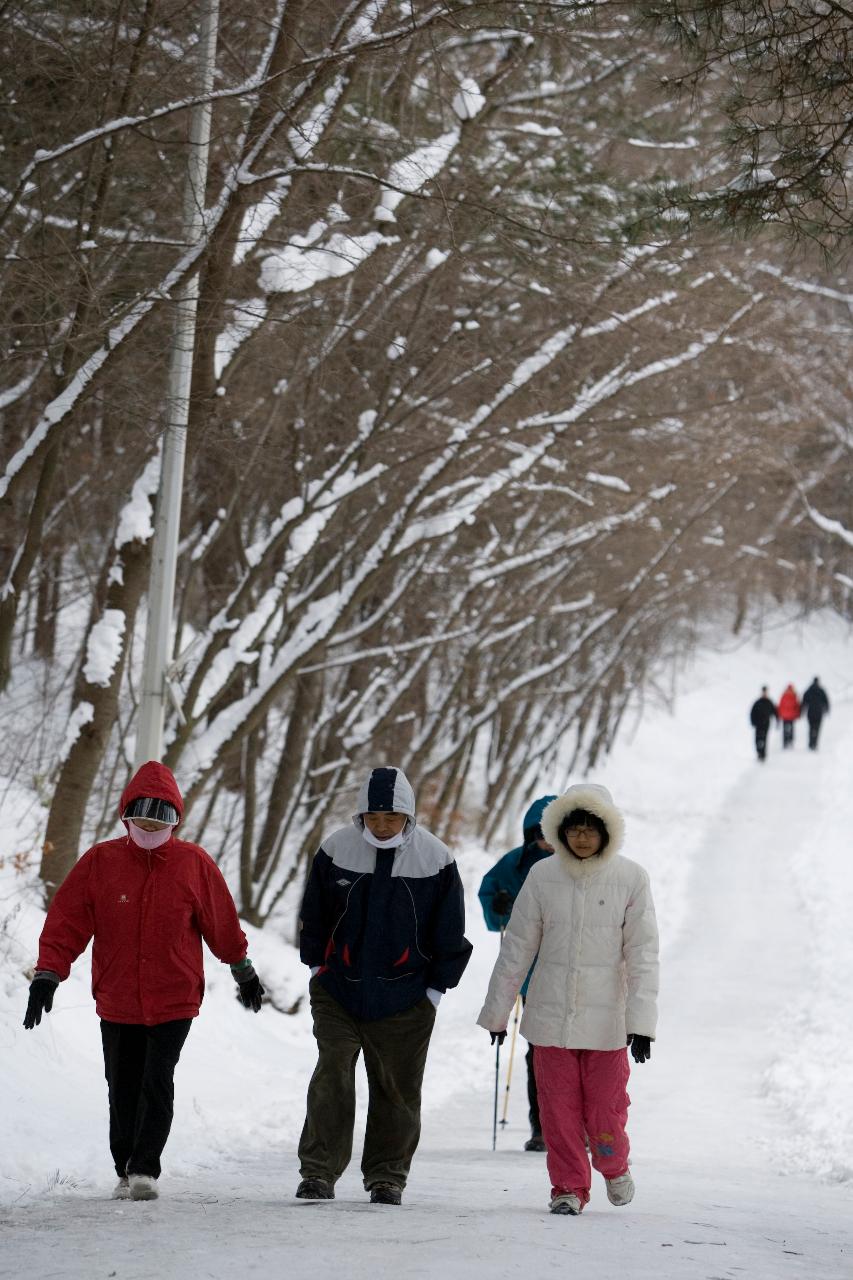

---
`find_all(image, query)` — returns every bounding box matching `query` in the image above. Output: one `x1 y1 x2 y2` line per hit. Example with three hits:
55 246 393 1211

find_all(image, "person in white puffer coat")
477 783 659 1216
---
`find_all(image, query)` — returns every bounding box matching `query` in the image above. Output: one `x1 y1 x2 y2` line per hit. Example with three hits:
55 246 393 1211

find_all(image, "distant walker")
777 684 800 749
800 677 830 750
749 686 777 762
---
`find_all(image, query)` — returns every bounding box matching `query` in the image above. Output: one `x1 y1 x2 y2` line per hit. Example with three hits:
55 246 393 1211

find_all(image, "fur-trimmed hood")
541 783 625 876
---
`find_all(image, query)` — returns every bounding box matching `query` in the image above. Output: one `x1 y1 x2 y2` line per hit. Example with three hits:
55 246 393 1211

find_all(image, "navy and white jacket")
299 767 472 1020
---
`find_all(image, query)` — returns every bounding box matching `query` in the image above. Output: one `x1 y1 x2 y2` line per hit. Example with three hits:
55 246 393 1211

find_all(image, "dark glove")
489 1029 507 1046
627 1033 651 1064
231 960 264 1012
491 889 513 918
23 976 57 1029
236 974 264 1011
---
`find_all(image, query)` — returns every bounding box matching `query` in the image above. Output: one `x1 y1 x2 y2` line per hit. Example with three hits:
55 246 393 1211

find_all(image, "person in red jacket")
777 683 801 749
22 761 264 1202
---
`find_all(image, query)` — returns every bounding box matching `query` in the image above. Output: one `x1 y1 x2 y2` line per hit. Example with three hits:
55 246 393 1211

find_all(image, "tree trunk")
34 546 62 661
0 438 63 689
251 667 322 897
40 537 150 903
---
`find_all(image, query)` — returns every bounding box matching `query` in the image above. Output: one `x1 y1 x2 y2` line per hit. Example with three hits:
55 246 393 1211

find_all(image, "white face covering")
361 826 405 849
127 821 174 849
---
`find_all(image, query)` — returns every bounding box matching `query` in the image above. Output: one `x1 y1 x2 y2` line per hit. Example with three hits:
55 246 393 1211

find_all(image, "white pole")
135 0 220 767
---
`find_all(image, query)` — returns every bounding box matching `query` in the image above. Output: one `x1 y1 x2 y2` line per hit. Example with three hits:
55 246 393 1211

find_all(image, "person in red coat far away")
22 761 265 1202
777 683 801 749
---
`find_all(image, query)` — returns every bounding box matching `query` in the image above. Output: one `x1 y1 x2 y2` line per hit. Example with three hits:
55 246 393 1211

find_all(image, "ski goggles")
122 797 179 826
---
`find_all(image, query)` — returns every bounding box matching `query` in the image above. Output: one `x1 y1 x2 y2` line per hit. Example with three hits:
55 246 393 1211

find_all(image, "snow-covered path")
2 622 852 1279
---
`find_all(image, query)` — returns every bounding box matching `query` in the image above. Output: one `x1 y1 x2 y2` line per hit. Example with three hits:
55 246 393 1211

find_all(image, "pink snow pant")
533 1045 631 1207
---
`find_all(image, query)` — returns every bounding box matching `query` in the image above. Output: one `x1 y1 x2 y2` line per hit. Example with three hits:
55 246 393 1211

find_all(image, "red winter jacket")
778 687 800 722
36 761 247 1025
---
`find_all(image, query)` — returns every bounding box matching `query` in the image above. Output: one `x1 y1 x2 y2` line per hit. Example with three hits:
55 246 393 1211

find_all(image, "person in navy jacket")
296 765 472 1205
800 676 830 749
478 794 556 1150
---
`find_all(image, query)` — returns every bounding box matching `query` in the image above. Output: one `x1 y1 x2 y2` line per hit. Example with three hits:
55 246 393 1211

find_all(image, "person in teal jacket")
478 794 556 1151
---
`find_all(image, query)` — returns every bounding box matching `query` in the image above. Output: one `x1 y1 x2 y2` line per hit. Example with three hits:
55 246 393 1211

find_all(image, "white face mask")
361 826 405 849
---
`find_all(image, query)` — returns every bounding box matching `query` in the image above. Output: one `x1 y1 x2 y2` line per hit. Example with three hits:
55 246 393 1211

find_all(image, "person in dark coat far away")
800 677 830 750
478 794 556 1151
23 761 264 1202
296 765 472 1206
749 686 777 761
777 684 800 749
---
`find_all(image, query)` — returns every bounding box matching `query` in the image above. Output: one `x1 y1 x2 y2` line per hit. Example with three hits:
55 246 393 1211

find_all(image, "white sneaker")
550 1192 583 1215
606 1173 635 1206
128 1174 159 1201
111 1177 130 1200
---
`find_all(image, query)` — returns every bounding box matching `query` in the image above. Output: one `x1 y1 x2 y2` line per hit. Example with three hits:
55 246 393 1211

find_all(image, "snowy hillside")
0 612 851 1279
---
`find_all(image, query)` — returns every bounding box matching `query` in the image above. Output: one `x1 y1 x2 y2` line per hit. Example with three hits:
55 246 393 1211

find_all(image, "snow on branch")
82 610 126 688
114 455 161 550
260 229 392 295
806 506 853 550
57 702 95 766
374 131 460 224
0 366 44 411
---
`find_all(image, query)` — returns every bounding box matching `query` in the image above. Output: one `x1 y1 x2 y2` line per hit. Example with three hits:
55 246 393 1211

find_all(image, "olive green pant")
298 982 436 1190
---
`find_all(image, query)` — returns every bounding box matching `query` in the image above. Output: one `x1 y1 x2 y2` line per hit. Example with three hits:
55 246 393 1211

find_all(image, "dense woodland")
2 1 852 924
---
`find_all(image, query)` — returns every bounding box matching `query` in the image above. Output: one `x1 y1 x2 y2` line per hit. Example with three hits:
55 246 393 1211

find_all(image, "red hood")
119 761 184 825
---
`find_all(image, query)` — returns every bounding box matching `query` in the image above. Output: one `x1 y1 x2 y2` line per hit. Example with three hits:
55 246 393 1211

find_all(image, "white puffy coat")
477 783 659 1050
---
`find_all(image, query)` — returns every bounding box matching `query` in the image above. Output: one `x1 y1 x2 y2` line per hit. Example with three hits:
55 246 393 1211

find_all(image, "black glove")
489 1029 507 1046
235 974 264 1012
23 976 57 1029
627 1033 651 1064
231 959 265 1012
491 889 513 918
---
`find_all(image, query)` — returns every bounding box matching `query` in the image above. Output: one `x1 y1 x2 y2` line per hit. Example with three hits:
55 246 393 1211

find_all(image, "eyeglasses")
566 825 599 837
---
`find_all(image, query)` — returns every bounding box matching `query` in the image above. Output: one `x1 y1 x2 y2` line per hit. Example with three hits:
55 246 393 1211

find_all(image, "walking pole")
499 995 522 1127
492 1036 501 1151
491 920 508 1150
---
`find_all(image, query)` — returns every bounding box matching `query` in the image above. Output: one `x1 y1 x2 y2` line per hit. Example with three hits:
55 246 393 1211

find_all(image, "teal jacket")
478 795 556 996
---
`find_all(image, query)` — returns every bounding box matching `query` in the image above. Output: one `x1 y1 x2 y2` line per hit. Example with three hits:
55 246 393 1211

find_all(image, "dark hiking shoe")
369 1182 402 1205
296 1177 334 1200
524 1134 546 1152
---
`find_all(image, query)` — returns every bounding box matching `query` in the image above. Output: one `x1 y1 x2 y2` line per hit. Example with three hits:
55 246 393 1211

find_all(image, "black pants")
754 726 769 759
782 720 794 747
807 716 823 749
299 983 435 1190
526 1042 541 1135
101 1019 192 1179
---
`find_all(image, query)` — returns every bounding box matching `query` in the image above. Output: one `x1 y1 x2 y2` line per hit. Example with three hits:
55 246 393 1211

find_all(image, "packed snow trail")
1 628 851 1279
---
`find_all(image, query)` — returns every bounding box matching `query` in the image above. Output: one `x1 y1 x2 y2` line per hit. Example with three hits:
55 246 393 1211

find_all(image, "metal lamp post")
135 0 220 766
